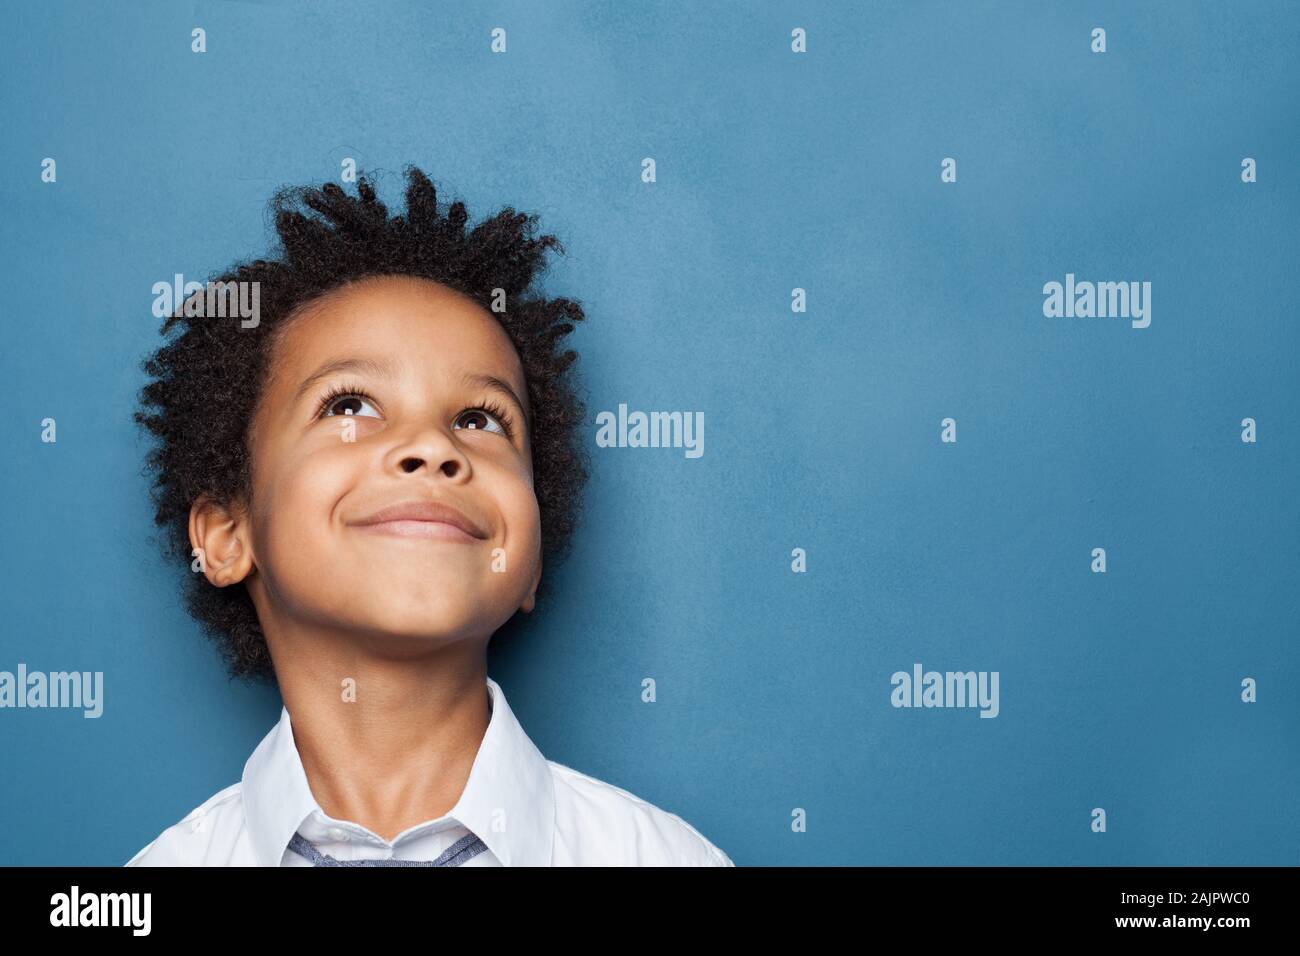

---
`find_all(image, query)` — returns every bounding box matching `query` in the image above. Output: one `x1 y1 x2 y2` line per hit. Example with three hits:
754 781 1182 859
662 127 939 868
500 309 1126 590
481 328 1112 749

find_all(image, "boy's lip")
348 499 489 541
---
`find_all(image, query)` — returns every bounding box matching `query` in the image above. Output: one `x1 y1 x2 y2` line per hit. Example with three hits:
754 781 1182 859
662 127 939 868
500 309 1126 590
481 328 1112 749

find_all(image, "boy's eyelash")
313 382 374 419
469 396 517 439
313 382 517 439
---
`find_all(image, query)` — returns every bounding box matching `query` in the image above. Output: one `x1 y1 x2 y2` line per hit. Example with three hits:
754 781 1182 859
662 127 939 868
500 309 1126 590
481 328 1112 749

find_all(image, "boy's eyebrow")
293 357 397 403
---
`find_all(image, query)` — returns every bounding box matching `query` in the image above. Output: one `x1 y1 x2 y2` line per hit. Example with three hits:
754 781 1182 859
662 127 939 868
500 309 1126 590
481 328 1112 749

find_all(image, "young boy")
127 166 732 867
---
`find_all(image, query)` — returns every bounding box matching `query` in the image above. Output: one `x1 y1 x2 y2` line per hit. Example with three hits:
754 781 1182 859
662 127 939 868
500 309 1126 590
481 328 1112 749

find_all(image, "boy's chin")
339 601 507 646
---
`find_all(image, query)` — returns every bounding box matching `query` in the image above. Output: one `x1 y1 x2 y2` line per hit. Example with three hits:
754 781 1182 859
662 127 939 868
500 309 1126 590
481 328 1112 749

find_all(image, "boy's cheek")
269 444 357 508
503 486 542 541
506 512 544 584
246 469 349 570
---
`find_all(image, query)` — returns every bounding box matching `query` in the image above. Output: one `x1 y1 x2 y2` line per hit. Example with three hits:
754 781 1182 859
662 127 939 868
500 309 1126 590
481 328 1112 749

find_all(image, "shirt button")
327 827 350 842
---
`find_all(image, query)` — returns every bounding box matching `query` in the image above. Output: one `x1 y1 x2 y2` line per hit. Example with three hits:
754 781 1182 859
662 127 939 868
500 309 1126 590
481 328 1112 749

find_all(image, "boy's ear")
189 494 256 586
520 557 542 614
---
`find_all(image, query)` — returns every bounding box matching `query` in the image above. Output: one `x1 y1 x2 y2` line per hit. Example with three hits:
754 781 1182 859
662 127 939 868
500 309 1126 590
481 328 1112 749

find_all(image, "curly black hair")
134 165 590 682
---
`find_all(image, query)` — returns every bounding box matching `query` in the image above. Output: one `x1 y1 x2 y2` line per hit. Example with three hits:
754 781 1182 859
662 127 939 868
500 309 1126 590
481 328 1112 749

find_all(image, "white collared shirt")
126 676 733 867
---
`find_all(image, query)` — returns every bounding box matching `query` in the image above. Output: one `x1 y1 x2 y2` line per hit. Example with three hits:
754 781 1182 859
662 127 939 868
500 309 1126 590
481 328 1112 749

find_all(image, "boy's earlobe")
189 495 255 587
520 559 543 613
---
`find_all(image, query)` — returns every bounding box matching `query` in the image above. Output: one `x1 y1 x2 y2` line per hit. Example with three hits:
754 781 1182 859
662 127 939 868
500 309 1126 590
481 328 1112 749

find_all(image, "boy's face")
197 274 543 653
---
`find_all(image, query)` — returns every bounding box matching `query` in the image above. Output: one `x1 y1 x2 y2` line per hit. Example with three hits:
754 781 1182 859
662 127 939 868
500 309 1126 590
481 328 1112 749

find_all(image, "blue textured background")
1 0 1296 866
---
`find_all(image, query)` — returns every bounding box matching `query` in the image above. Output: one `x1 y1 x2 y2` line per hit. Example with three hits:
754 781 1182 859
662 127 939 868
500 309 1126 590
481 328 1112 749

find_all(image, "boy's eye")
454 408 508 436
322 394 381 418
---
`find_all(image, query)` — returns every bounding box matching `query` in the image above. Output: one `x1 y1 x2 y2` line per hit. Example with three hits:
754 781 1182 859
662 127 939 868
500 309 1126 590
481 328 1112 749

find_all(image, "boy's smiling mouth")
347 498 489 542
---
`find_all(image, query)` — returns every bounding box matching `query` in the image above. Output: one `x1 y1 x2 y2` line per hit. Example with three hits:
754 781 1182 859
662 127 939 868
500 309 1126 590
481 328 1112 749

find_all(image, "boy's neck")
273 636 493 843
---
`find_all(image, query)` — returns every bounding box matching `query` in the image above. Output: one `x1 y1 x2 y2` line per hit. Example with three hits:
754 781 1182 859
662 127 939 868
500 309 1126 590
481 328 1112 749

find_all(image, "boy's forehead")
268 276 526 394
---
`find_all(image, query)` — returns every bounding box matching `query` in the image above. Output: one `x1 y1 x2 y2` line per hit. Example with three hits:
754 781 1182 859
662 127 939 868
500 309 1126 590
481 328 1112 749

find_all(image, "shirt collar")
241 675 555 867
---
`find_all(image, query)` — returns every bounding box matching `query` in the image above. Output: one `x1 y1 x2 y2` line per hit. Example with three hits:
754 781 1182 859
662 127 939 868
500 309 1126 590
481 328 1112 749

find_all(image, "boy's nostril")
400 457 423 473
